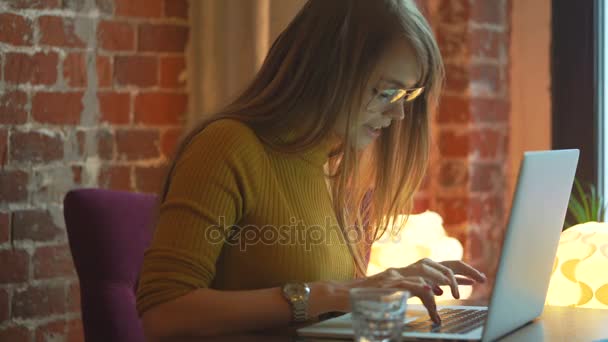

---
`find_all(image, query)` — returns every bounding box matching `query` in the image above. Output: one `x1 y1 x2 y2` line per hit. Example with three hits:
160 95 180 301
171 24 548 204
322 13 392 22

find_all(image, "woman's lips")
364 124 381 138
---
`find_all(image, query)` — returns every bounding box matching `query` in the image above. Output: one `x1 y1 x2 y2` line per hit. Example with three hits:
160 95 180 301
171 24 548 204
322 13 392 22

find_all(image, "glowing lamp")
366 210 471 302
546 222 608 309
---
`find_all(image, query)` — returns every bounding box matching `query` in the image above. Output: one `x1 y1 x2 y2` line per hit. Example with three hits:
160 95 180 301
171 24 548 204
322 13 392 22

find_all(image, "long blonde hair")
160 0 444 278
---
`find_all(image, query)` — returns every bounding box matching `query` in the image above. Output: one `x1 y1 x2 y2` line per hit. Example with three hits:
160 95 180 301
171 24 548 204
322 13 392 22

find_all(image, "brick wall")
415 0 511 289
0 0 188 340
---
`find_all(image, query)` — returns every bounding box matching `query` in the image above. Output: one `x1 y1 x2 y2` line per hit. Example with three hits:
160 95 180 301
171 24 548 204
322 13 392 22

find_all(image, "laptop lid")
482 149 579 341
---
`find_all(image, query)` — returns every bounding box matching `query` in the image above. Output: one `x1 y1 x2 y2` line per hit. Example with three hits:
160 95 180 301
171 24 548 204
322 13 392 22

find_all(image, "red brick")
0 249 29 284
418 173 431 192
138 24 188 52
76 131 85 157
471 0 505 25
5 52 58 85
164 0 188 18
33 245 75 279
0 288 8 322
8 0 60 9
437 24 468 61
72 165 82 184
114 55 158 87
116 129 160 160
135 165 166 193
437 95 470 124
0 128 6 166
32 92 83 125
0 91 28 125
439 160 468 188
35 320 66 342
38 16 86 48
96 56 112 88
0 13 33 46
98 20 135 51
437 0 470 25
63 52 87 88
444 64 469 93
115 0 162 18
439 130 470 158
0 212 9 243
99 92 130 124
469 195 503 226
412 196 429 214
471 128 506 160
0 325 31 342
0 170 29 202
471 98 509 123
470 163 503 192
467 229 484 261
436 196 469 225
12 209 64 242
160 56 186 88
134 92 187 125
97 129 115 160
67 281 80 313
161 128 182 157
98 165 131 191
470 64 501 96
9 131 63 163
67 319 84 342
12 283 66 319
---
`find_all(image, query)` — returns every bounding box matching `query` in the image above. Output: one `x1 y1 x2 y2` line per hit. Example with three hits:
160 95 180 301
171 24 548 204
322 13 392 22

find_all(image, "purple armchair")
64 189 156 342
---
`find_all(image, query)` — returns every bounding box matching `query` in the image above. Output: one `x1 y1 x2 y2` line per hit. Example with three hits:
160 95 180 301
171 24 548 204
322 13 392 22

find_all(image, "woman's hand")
397 258 487 299
321 258 487 324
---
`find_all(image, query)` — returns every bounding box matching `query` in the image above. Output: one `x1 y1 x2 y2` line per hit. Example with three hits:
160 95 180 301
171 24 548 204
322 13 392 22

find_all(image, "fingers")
394 278 441 325
417 259 460 299
455 276 475 285
440 260 487 283
418 263 452 289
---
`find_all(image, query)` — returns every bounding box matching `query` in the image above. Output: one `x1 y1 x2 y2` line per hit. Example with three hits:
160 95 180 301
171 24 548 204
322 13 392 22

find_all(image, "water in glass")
350 288 409 342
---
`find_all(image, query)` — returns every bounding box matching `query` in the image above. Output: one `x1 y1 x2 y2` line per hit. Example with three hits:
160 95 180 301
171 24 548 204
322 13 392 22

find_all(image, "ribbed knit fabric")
136 119 355 316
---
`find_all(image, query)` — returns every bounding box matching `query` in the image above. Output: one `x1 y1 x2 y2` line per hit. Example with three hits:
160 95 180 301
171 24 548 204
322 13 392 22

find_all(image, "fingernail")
435 287 443 295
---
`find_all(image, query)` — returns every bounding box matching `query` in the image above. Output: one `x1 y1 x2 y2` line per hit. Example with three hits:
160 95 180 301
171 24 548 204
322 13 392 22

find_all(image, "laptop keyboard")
404 308 487 334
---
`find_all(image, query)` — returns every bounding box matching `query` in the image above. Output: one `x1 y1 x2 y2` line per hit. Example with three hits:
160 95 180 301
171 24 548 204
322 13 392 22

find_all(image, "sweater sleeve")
136 119 263 316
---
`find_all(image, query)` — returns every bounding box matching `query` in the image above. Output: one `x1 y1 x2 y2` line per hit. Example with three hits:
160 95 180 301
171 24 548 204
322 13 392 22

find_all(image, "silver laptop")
298 149 579 341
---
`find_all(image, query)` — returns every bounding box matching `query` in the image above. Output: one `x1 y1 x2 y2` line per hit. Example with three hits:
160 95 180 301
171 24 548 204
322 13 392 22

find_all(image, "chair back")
64 189 156 342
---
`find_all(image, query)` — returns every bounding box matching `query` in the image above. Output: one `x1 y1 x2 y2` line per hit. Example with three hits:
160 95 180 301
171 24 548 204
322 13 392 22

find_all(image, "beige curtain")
188 0 306 124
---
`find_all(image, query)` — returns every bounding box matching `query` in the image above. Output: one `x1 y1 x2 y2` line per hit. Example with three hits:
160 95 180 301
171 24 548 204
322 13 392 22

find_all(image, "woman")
137 0 486 339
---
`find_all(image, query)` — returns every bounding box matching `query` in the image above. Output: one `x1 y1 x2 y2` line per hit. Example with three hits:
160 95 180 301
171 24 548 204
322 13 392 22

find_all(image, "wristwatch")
281 282 311 322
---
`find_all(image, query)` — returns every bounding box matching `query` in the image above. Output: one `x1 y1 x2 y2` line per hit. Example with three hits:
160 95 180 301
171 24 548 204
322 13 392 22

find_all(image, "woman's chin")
354 136 374 150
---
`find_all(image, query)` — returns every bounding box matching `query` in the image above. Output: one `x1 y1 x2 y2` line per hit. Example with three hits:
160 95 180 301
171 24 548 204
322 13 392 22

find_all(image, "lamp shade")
546 222 608 309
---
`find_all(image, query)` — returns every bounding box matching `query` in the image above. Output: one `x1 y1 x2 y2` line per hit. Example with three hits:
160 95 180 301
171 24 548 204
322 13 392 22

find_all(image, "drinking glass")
350 288 409 342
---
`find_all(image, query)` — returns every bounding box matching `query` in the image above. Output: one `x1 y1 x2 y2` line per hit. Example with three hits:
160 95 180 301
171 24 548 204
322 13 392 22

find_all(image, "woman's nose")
383 102 405 120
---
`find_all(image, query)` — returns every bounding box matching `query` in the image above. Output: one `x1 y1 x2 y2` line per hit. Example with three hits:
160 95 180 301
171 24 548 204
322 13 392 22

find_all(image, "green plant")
564 179 607 230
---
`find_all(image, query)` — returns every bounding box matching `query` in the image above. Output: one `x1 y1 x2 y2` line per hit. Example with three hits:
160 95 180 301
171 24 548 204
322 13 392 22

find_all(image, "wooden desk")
199 305 608 342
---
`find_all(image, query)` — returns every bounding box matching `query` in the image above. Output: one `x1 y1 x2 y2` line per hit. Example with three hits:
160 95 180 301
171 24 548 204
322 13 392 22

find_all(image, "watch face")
284 283 311 301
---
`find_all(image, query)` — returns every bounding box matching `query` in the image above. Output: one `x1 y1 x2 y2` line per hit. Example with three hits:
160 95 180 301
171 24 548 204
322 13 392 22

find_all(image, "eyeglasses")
366 86 424 112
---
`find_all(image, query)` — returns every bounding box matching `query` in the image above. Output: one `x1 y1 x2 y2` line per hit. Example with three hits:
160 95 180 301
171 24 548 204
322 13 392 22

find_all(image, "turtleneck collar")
271 126 339 167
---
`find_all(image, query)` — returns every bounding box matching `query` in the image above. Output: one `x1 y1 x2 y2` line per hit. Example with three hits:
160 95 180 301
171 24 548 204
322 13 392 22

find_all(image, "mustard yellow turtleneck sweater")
136 118 355 315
